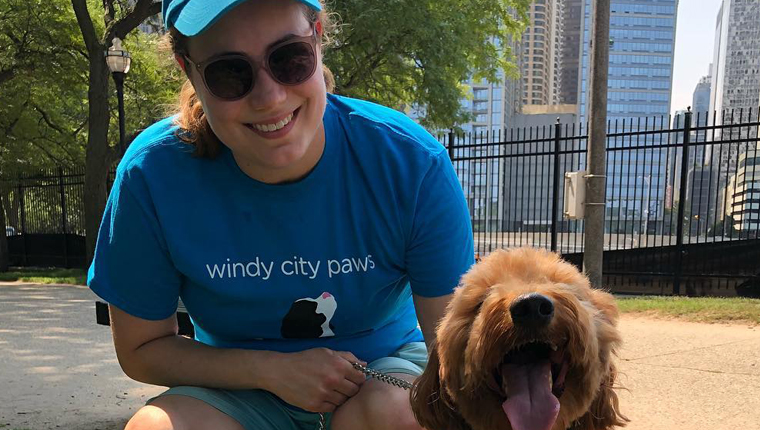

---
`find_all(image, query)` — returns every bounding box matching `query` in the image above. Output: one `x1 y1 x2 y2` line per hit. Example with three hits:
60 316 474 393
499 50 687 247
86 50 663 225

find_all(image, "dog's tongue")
501 361 560 430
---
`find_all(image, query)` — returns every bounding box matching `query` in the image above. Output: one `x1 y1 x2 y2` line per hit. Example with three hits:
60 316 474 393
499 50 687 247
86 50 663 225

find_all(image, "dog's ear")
571 364 629 430
410 343 471 430
589 289 620 326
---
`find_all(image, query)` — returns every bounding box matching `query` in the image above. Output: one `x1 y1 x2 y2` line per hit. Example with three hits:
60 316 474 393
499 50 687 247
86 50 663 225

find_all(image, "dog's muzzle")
494 293 570 430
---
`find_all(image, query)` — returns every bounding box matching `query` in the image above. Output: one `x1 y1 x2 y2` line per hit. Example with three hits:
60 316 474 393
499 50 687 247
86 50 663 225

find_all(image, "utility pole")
584 0 611 288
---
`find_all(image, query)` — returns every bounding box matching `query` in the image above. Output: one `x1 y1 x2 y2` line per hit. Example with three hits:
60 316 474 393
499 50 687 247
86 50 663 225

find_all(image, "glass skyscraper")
578 0 679 233
578 0 678 122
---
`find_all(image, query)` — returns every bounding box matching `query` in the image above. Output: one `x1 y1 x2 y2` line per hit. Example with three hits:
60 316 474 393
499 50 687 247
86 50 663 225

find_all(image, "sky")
669 0 724 116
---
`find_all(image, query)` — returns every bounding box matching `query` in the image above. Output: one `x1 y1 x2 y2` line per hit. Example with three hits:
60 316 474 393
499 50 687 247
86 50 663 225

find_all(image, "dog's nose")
510 293 554 327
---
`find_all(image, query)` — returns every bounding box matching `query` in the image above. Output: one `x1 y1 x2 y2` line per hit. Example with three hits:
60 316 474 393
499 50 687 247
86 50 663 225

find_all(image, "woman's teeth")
252 112 294 132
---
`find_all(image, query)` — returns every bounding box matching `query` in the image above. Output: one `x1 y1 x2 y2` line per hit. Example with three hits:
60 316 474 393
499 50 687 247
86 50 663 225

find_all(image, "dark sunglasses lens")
269 41 315 85
205 57 253 99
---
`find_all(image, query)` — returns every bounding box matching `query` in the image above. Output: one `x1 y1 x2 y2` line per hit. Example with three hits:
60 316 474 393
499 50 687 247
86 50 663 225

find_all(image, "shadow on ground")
0 283 163 430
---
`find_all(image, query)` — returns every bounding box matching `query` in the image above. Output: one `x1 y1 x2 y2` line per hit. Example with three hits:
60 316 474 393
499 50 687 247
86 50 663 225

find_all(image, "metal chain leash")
316 362 414 430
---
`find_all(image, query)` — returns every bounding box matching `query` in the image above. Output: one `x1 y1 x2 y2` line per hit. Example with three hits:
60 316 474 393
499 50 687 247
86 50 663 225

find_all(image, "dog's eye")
473 301 483 314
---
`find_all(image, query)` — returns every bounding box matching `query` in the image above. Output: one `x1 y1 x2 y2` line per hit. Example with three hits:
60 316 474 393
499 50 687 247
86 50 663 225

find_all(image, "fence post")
674 107 692 295
447 130 455 161
18 183 28 266
58 168 69 268
551 119 561 252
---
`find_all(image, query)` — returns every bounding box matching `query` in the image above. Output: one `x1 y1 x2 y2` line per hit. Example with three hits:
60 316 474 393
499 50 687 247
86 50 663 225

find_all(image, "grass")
0 267 86 286
617 295 760 325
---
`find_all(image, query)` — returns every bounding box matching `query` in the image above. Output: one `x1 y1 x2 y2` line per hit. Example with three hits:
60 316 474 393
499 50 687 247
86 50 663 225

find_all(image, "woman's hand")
263 348 367 413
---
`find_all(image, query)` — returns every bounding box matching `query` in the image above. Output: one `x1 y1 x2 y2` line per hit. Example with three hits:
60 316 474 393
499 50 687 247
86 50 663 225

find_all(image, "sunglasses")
183 26 318 101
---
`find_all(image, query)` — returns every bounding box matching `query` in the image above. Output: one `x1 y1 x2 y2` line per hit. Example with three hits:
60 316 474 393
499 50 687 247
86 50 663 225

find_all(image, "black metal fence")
2 108 759 295
1 168 115 268
442 107 760 295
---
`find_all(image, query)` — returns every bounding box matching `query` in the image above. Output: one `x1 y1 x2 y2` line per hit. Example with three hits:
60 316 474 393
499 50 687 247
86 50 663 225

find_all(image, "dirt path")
0 283 164 430
616 316 760 430
1 283 759 430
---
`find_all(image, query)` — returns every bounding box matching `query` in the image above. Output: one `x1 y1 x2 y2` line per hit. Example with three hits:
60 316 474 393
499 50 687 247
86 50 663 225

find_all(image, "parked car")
5 226 16 236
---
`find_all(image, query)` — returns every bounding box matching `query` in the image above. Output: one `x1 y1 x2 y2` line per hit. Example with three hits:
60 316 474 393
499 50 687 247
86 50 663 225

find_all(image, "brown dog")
411 247 628 430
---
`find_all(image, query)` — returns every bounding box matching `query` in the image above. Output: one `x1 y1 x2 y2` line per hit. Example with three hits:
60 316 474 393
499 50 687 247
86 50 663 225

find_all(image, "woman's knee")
370 401 423 430
125 405 174 430
124 395 244 430
332 378 423 430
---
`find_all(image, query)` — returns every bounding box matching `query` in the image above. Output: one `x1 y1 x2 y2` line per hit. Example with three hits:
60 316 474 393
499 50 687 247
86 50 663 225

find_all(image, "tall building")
668 110 717 236
578 0 678 123
494 0 584 232
454 37 524 233
559 0 583 105
521 0 563 106
520 0 585 107
577 0 679 232
725 148 760 232
709 0 760 116
692 73 712 117
692 71 712 146
505 105 579 230
707 0 760 174
462 69 523 136
461 0 575 133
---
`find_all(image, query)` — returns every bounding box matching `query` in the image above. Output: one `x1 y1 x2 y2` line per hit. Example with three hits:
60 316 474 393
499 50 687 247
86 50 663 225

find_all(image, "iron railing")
441 107 759 294
2 108 759 294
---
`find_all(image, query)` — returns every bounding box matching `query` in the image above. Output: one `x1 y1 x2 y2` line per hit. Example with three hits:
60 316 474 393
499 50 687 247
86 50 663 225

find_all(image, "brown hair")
166 1 337 158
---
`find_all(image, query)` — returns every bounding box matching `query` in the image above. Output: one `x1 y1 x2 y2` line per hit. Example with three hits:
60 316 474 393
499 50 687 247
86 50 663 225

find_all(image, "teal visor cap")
163 0 322 36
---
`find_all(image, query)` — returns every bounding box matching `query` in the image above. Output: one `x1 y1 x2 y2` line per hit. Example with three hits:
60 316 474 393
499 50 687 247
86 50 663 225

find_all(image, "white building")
707 0 760 174
725 148 760 232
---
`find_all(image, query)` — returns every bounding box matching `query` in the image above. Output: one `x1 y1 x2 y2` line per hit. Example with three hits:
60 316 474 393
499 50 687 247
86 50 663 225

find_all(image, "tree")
0 0 89 270
71 0 161 264
0 0 176 270
325 0 530 129
0 0 90 170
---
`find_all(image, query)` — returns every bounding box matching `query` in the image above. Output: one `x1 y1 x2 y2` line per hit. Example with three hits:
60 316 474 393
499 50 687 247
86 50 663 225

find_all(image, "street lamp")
106 37 131 156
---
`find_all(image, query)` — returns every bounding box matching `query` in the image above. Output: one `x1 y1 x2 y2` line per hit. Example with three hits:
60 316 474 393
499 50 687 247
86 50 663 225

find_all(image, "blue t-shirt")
88 94 474 362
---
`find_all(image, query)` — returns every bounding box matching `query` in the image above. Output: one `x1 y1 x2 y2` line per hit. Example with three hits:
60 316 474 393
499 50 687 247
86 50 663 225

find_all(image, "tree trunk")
72 0 162 266
83 56 112 265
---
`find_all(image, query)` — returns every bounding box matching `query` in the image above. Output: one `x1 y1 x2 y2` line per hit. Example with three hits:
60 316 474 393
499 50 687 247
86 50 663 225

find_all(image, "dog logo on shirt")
280 292 337 338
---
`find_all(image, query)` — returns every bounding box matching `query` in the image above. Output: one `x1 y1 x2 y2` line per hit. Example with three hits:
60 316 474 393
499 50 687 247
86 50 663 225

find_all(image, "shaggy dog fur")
411 247 628 430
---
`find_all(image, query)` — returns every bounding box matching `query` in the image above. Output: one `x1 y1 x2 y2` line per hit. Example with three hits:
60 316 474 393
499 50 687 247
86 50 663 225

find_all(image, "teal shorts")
147 342 428 430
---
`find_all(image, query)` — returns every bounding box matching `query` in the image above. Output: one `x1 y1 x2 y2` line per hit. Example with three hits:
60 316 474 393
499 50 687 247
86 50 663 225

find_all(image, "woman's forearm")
118 334 282 391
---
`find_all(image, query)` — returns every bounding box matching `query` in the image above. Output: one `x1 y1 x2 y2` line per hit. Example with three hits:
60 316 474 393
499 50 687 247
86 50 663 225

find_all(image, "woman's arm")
108 304 366 412
109 304 278 389
412 293 453 348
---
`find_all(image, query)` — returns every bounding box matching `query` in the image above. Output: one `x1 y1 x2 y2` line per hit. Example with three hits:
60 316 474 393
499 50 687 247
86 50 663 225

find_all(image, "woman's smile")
245 107 300 139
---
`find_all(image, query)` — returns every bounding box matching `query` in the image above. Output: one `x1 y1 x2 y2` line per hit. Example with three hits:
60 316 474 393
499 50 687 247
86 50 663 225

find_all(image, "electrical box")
563 171 587 220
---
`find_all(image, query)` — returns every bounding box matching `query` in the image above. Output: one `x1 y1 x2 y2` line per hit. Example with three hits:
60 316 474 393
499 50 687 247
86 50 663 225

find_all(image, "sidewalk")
616 316 760 430
0 283 163 430
1 282 759 430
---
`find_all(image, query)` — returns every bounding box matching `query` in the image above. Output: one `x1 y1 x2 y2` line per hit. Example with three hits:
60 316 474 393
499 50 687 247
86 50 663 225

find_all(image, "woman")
87 0 475 429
